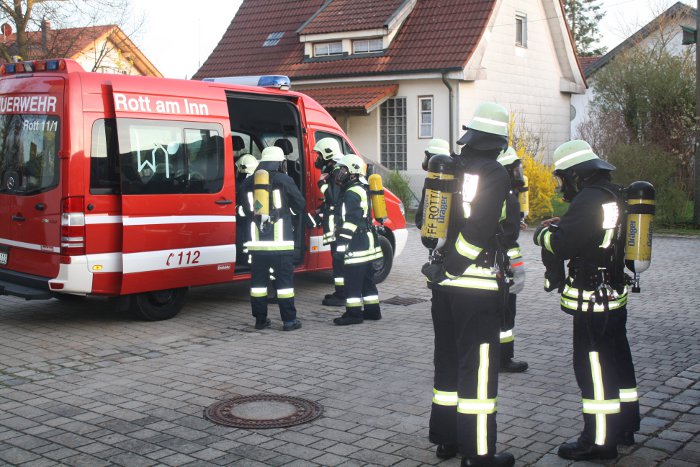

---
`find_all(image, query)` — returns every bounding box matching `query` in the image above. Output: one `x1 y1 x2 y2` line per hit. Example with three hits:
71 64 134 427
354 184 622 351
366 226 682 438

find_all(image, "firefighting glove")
541 249 565 293
421 262 448 284
510 260 526 294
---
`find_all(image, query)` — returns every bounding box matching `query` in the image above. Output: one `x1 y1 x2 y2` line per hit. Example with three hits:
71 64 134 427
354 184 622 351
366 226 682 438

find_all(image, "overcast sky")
134 0 695 79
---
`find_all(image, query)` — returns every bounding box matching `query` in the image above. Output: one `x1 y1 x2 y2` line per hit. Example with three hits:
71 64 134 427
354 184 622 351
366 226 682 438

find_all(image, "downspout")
441 72 454 148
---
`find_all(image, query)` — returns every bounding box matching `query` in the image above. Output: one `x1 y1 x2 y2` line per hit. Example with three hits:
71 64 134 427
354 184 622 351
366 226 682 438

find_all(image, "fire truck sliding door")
113 109 236 294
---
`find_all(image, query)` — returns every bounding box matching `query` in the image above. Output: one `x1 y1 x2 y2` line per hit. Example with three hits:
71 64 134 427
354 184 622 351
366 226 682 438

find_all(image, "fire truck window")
90 119 120 194
117 119 224 195
0 114 60 195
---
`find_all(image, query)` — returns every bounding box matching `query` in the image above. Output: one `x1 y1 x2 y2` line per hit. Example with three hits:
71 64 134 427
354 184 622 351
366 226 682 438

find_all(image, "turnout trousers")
572 306 640 446
429 288 501 457
500 293 517 361
343 261 379 317
330 242 346 297
250 253 297 323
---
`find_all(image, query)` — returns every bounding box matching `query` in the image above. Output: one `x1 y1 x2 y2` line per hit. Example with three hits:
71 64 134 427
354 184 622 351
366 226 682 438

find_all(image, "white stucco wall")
74 38 141 75
463 0 576 164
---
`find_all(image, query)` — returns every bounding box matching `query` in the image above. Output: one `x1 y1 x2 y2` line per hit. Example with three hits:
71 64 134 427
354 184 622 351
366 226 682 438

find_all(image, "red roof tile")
300 0 406 35
194 0 497 80
577 55 601 74
1 25 115 62
300 84 399 112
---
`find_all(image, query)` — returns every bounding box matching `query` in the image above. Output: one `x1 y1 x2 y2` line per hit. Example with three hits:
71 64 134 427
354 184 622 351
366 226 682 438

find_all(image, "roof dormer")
297 0 417 59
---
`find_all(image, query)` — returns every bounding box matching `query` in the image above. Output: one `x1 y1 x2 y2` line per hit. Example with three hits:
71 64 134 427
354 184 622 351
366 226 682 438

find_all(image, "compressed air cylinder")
420 154 455 249
253 169 270 217
519 174 529 219
624 181 655 292
368 174 388 221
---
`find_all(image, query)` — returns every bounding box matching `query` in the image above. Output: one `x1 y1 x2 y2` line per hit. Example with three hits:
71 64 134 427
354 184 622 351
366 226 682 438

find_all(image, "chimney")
41 19 50 54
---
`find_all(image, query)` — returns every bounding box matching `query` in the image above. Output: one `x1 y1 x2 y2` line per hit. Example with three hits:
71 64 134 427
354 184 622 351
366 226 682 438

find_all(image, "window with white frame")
353 38 383 54
314 41 343 57
516 12 527 47
418 96 433 139
380 98 407 171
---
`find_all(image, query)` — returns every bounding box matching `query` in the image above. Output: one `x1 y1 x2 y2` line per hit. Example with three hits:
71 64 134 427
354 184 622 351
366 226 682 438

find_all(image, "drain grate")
204 395 323 429
383 296 427 306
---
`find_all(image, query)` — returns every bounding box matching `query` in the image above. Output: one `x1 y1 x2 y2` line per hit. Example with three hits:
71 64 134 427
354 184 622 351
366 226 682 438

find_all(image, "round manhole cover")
204 395 323 429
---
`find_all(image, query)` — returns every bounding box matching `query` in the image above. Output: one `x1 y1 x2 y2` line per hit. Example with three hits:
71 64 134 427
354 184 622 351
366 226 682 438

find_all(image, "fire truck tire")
372 234 394 284
132 288 188 321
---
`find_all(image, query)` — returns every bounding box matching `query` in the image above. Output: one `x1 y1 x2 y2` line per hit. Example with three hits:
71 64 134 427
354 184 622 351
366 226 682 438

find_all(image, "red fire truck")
0 59 407 320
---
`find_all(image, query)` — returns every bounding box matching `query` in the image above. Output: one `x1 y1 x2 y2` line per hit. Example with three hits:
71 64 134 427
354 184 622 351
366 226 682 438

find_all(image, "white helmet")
314 137 343 162
260 146 285 162
337 154 366 176
496 146 519 167
236 154 258 175
425 138 450 156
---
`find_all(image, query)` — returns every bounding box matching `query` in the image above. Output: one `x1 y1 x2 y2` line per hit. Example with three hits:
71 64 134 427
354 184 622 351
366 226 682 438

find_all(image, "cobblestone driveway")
0 228 698 466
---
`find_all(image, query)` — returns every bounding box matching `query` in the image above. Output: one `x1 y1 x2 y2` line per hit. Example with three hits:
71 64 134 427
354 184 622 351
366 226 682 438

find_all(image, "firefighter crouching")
496 147 528 373
533 140 641 461
313 137 346 307
240 146 315 331
333 154 383 326
420 102 514 467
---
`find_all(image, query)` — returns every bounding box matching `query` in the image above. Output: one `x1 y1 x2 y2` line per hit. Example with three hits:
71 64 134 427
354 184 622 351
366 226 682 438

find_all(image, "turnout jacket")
318 166 342 245
434 154 510 292
534 180 627 314
240 167 306 255
336 180 383 265
501 191 522 261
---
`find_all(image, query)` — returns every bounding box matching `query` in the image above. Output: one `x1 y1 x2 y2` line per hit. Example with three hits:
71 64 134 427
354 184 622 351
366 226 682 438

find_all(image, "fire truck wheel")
372 235 394 284
132 288 188 321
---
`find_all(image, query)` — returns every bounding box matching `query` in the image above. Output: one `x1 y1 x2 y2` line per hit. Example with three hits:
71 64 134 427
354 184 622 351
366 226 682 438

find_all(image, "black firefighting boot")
557 438 617 461
435 443 458 460
254 318 271 330
333 311 363 326
362 309 382 320
322 292 345 307
461 452 515 467
499 358 528 373
617 431 635 446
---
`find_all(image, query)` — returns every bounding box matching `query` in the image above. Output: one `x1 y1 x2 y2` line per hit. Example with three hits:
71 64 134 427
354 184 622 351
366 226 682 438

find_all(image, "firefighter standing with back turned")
533 140 641 461
332 154 383 326
240 146 315 331
496 147 528 373
313 138 346 307
420 102 514 467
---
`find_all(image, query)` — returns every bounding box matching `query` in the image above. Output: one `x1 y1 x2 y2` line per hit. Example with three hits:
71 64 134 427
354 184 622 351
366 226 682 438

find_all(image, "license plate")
0 246 8 266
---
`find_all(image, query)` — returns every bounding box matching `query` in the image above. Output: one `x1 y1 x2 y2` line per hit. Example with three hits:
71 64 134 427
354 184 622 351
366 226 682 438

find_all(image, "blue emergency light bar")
1 59 65 75
202 74 291 90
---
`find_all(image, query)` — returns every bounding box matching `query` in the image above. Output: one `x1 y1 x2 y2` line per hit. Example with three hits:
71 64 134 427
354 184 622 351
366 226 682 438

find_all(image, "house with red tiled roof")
195 0 585 192
0 22 161 77
571 2 696 138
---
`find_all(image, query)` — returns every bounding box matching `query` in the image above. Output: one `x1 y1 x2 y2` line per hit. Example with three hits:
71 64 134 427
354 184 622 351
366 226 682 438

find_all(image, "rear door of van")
0 74 63 298
110 85 237 294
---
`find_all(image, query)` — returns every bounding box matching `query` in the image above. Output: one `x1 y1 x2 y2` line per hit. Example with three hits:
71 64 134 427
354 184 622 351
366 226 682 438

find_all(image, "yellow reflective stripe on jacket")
433 389 458 406
619 388 639 402
507 247 522 259
455 233 482 260
542 230 554 254
582 399 621 415
561 296 627 312
277 288 294 299
250 287 267 298
587 351 619 446
347 185 369 211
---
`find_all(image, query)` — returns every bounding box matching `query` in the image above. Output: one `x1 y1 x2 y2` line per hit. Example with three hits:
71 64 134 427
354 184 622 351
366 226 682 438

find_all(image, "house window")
353 38 383 54
418 96 433 139
314 41 343 57
380 98 407 171
263 32 284 47
516 12 527 47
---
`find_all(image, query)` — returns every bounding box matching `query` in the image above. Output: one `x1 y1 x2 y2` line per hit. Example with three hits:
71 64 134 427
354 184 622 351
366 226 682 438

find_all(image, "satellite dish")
1 23 12 37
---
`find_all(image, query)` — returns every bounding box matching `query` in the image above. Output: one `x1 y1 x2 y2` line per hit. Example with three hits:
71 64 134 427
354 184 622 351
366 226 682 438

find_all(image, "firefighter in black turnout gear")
314 137 346 306
420 103 514 467
241 146 315 331
533 140 640 461
496 147 528 373
333 154 383 326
